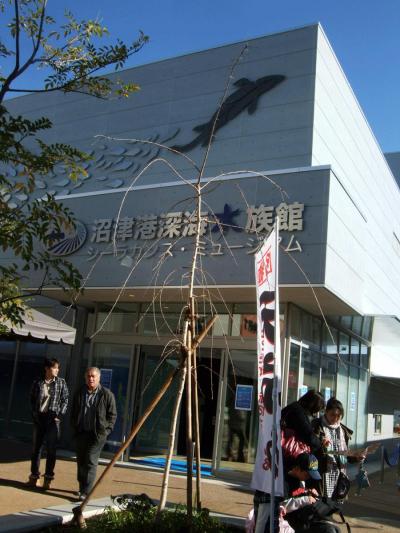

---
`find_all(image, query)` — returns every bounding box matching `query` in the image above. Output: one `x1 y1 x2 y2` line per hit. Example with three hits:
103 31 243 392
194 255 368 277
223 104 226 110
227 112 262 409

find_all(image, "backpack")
285 497 351 533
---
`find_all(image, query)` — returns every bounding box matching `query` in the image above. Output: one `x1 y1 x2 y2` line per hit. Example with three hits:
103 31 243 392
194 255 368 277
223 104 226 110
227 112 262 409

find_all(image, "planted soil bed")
45 504 243 533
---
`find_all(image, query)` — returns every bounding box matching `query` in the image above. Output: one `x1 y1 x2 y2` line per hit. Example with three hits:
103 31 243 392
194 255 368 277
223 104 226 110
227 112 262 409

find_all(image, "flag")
251 225 283 495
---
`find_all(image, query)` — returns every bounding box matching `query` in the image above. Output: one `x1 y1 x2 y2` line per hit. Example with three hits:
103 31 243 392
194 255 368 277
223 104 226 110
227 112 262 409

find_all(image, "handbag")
331 455 351 500
285 497 340 531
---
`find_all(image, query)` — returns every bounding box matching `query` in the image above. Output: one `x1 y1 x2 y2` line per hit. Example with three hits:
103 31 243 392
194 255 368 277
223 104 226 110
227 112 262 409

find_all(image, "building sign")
90 202 304 243
240 314 258 337
324 387 331 403
45 220 87 256
235 385 254 411
83 201 304 263
100 368 113 389
350 391 356 412
299 385 308 398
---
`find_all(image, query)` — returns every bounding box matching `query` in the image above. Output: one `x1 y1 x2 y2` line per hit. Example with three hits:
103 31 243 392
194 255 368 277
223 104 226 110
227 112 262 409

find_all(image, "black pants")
30 412 60 480
226 427 246 461
75 431 107 495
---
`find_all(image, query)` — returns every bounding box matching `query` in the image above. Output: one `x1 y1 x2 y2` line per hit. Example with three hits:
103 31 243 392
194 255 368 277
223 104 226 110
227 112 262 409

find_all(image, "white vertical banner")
251 223 283 496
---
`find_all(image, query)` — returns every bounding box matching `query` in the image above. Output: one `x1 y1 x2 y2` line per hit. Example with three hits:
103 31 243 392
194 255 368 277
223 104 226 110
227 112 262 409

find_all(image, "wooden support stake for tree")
157 315 217 514
185 305 194 523
191 296 202 510
73 365 180 528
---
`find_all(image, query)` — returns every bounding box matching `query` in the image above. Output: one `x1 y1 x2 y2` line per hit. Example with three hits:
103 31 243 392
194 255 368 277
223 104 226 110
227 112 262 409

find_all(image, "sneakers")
42 478 52 490
78 492 87 502
27 475 40 487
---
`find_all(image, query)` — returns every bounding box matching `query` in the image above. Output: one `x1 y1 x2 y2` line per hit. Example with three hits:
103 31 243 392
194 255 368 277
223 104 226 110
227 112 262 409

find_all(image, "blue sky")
4 0 400 152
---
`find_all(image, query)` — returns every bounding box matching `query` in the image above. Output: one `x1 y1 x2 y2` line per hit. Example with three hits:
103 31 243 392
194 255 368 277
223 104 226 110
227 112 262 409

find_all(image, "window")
139 303 184 336
373 414 382 434
96 303 138 333
322 326 338 355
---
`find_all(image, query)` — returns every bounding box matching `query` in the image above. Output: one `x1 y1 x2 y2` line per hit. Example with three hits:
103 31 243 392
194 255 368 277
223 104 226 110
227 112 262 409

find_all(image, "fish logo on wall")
172 74 286 152
46 220 87 256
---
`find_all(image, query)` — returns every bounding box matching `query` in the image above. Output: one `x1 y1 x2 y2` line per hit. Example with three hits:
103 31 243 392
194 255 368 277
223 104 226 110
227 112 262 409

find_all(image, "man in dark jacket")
28 357 69 489
71 367 117 500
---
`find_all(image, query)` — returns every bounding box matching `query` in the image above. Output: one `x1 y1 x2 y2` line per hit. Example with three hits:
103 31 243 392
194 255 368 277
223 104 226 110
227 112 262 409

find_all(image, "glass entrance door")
176 348 222 459
133 345 180 453
286 340 322 403
215 349 258 472
91 343 134 452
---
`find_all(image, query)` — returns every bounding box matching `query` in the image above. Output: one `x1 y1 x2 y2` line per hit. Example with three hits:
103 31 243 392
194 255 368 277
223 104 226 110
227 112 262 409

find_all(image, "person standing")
28 357 69 489
281 390 327 457
71 367 117 500
312 397 364 500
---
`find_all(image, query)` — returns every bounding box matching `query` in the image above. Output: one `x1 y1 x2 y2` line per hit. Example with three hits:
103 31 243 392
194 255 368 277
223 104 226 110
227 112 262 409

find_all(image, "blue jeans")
31 412 60 480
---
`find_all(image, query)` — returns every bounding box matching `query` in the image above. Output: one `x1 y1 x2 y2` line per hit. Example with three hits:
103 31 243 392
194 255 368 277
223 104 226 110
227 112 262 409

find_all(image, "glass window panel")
350 338 360 366
9 341 54 439
134 346 181 452
312 317 322 349
346 365 359 440
351 316 363 337
96 303 138 333
336 362 348 426
340 316 352 330
0 341 17 432
92 343 132 450
361 317 373 341
139 313 183 335
290 305 301 339
196 303 231 337
339 332 350 363
299 349 320 393
221 350 258 465
301 313 313 345
320 356 337 401
322 326 338 355
356 369 368 445
287 343 300 404
212 314 230 336
233 303 256 314
360 343 370 368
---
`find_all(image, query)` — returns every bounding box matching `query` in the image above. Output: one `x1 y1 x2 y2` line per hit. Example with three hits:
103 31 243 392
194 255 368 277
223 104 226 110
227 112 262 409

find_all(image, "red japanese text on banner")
251 228 283 495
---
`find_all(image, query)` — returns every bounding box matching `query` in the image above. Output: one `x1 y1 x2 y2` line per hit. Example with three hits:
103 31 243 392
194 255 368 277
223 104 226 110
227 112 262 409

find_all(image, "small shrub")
45 503 237 532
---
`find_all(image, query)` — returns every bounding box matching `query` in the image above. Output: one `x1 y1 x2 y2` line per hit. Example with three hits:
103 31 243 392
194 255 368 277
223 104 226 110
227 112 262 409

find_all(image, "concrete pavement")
0 438 399 532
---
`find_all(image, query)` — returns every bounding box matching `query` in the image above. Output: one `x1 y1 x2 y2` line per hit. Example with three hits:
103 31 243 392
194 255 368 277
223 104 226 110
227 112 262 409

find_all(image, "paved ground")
0 438 399 531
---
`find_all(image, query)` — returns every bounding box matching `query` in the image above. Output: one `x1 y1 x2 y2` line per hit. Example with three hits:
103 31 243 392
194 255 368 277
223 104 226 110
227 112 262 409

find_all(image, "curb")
0 497 117 533
0 496 246 532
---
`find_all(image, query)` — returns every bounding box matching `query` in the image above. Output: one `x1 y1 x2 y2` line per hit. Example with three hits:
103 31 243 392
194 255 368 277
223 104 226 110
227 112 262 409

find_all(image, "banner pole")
269 218 280 533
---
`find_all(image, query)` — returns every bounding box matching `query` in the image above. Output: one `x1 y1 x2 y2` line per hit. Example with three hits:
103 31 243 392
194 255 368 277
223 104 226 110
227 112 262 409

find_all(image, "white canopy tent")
3 308 76 345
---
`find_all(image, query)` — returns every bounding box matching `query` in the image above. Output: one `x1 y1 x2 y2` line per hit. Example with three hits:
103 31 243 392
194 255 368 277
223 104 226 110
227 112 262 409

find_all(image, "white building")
1 23 399 472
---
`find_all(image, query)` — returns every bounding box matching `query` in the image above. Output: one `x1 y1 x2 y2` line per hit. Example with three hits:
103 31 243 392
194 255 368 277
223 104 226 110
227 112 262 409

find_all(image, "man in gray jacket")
71 367 117 500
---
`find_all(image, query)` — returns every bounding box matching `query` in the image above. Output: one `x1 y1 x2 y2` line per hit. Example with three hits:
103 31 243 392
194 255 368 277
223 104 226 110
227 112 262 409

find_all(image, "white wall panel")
313 27 400 317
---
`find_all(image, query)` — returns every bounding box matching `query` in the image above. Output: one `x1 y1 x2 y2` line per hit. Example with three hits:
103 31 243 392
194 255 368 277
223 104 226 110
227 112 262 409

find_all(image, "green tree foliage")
0 0 148 329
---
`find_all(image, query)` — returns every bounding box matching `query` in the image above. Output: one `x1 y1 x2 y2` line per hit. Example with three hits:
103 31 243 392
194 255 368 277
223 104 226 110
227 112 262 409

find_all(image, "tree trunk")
158 361 187 512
